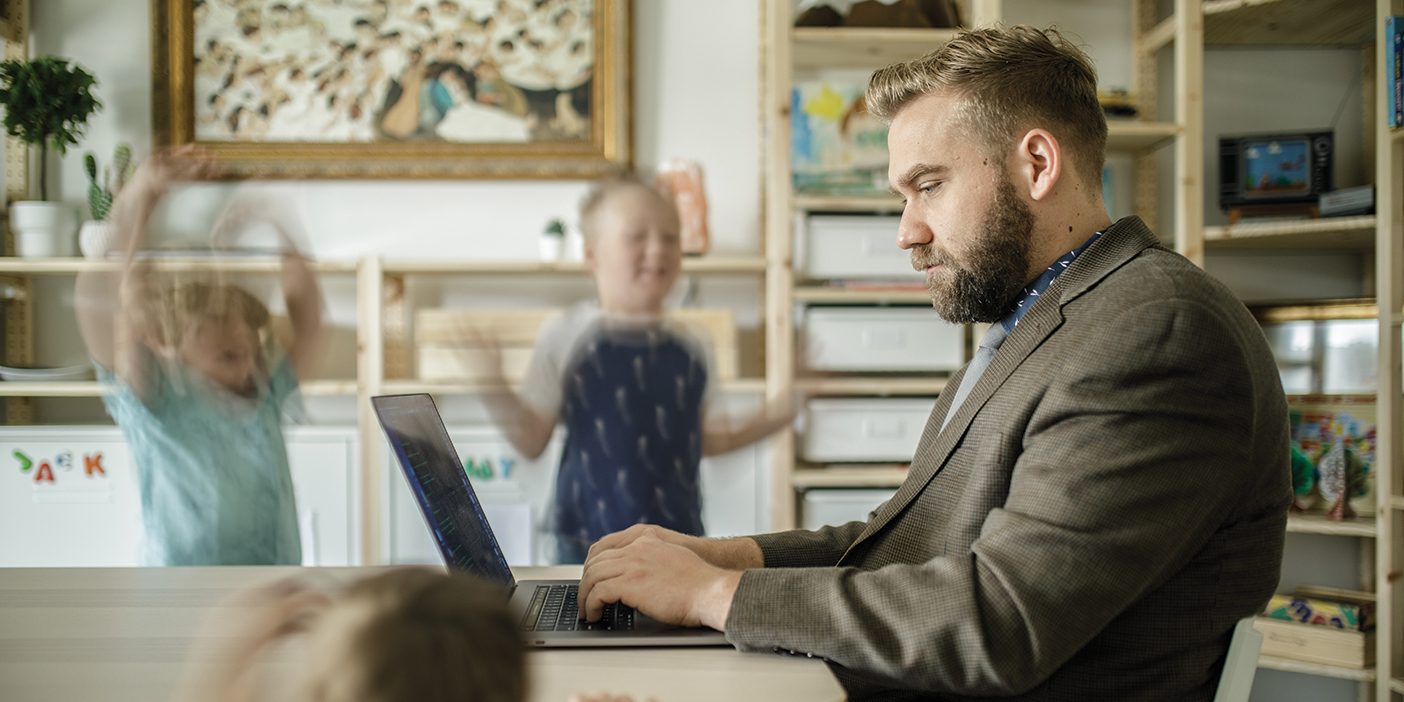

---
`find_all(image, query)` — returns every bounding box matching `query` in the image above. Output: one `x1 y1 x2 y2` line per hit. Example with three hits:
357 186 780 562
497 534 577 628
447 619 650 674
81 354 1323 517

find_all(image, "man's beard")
910 177 1035 324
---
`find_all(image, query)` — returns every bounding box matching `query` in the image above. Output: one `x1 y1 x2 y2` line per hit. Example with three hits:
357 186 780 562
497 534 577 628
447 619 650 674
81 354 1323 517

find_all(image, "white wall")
27 0 762 423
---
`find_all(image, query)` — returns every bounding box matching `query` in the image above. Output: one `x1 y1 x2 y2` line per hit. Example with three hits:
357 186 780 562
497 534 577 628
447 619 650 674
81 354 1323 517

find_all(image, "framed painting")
151 0 631 179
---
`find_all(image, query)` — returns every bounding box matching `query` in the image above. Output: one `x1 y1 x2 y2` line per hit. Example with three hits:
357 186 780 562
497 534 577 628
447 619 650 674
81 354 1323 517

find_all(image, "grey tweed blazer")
724 216 1291 701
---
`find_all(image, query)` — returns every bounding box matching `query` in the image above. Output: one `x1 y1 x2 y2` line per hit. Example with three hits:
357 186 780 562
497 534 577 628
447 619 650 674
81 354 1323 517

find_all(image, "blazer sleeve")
724 298 1283 696
750 520 869 568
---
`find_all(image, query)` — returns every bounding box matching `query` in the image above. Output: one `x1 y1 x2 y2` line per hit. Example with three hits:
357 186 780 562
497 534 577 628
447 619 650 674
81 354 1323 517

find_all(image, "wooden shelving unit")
792 466 908 489
380 377 768 396
1257 655 1377 682
380 255 767 276
1285 513 1377 538
1187 1 1404 694
0 379 359 398
791 27 961 69
0 257 360 274
763 0 1199 531
1204 216 1377 250
796 376 947 396
791 286 930 304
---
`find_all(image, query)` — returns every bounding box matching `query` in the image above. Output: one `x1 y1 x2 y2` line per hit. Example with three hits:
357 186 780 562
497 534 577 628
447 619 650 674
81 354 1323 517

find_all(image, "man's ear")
1011 128 1062 202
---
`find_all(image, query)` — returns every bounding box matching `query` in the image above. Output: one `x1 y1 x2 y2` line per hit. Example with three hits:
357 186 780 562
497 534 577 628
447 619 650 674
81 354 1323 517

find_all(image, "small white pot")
78 220 116 259
539 235 565 262
10 201 77 258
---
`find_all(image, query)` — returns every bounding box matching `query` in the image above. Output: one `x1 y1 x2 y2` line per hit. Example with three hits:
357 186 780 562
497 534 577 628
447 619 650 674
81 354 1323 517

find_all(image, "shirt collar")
1000 230 1104 332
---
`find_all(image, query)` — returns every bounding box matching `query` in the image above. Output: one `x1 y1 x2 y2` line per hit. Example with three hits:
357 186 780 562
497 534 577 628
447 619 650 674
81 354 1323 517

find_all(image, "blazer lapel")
836 216 1162 564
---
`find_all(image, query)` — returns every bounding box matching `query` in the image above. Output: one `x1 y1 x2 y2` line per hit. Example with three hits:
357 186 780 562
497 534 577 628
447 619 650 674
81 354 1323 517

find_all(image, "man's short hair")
865 24 1107 185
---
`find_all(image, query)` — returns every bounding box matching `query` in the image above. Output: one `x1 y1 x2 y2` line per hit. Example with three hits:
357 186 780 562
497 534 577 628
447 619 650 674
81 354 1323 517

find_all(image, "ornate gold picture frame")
151 0 631 179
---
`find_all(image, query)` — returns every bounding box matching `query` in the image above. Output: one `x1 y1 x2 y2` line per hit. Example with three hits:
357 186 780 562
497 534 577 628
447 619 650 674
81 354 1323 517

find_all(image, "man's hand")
586 524 763 571
577 532 742 631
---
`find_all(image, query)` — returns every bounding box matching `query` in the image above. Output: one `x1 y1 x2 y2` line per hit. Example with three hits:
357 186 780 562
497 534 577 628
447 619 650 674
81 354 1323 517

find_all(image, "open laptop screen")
372 394 515 588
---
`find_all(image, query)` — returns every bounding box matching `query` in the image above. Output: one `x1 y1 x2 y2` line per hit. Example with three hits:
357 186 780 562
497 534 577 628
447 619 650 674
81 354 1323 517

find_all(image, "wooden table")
0 566 844 702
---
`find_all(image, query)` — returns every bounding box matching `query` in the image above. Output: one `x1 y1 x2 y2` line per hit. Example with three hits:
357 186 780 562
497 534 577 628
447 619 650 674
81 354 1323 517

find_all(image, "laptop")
372 393 729 647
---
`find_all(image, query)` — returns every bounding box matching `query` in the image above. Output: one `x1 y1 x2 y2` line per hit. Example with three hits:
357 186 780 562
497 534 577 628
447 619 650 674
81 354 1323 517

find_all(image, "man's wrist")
699 568 742 631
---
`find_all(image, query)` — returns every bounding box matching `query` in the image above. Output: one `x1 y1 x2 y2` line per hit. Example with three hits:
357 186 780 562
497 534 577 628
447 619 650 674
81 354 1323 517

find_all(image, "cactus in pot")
79 143 133 259
85 143 132 222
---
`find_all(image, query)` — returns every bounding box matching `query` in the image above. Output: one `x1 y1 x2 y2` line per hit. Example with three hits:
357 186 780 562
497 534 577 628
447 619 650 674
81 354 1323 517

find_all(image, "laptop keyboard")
522 584 636 632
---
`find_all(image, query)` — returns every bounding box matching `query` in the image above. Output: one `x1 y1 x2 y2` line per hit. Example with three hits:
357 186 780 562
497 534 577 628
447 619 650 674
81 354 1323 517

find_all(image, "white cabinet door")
285 427 359 566
0 426 357 567
0 428 141 567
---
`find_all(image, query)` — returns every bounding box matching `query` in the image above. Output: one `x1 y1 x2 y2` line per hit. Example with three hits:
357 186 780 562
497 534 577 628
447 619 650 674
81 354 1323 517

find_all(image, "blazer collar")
837 216 1161 563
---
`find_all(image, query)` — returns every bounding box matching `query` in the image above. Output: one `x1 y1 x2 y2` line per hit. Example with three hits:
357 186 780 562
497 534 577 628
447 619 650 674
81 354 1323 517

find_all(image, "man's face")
887 92 1035 324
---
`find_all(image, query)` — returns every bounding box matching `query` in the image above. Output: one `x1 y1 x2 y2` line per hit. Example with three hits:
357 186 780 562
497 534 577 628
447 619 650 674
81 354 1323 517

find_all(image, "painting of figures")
154 0 630 178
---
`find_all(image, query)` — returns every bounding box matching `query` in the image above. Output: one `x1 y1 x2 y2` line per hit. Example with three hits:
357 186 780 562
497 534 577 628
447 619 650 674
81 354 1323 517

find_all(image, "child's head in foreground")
146 280 274 394
579 174 683 316
296 568 525 702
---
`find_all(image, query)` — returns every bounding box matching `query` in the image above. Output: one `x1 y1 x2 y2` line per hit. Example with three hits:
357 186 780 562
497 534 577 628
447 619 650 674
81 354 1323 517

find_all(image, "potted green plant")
0 56 102 257
540 217 567 261
78 143 132 259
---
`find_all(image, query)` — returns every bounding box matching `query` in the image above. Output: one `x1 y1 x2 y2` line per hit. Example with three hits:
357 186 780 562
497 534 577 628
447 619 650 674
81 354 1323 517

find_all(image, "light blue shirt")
98 352 302 566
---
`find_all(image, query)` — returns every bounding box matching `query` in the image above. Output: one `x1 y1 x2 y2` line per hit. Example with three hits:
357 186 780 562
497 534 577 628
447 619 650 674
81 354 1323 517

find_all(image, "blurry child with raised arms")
479 175 797 563
74 152 323 566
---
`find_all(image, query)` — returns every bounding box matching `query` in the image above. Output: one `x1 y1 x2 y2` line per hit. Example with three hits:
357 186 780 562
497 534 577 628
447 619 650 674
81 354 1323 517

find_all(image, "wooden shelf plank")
1285 513 1377 538
792 27 959 70
1390 676 1404 694
793 286 931 304
384 378 767 395
301 380 359 396
793 194 903 213
0 379 358 397
797 376 948 396
1106 120 1180 151
792 467 908 488
1257 655 1376 681
382 256 766 275
0 257 358 274
0 256 767 276
0 381 99 397
1204 215 1377 250
1203 0 1374 47
1391 495 1404 511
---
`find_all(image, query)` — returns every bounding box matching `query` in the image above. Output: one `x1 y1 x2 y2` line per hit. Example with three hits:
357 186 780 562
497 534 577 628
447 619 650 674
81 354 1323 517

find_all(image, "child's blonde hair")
144 280 275 360
298 569 526 702
578 173 681 242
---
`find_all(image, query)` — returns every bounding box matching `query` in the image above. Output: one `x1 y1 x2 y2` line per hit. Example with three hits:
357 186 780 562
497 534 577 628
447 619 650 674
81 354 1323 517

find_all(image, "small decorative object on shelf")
656 159 710 255
79 143 133 260
1098 89 1138 118
1318 436 1365 521
539 218 566 262
0 56 102 258
792 82 889 195
794 0 960 28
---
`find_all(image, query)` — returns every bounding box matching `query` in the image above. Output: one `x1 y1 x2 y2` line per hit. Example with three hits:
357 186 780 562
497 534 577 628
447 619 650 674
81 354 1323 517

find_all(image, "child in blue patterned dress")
481 175 797 564
74 153 324 566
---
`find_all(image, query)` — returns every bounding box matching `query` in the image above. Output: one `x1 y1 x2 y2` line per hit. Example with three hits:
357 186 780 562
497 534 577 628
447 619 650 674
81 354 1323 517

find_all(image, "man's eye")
918 182 941 194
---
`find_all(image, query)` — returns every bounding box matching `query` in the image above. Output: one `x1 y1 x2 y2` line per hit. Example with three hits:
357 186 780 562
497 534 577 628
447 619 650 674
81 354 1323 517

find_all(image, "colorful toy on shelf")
1289 440 1316 512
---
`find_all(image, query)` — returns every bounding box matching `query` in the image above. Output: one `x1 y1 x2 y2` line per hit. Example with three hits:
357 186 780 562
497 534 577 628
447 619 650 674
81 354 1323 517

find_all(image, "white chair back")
1213 617 1264 702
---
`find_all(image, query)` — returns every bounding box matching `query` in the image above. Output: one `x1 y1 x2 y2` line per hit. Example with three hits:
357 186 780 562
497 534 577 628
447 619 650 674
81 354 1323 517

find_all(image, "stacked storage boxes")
796 214 967 527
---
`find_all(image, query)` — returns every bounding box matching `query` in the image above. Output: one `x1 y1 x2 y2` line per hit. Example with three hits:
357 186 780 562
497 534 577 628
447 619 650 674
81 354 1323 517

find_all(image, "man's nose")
896 211 933 250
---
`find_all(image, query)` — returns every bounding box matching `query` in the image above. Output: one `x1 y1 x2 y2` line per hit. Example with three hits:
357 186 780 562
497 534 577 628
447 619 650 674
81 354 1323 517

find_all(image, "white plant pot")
539 235 565 262
10 201 77 258
79 220 116 259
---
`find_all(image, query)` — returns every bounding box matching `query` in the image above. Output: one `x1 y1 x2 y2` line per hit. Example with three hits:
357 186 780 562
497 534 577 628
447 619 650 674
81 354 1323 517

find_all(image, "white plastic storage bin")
802 398 936 462
801 488 897 530
804 307 965 371
803 215 922 280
